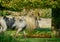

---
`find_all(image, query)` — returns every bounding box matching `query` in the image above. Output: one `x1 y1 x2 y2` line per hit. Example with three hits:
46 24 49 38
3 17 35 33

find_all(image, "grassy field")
0 28 60 42
0 34 60 42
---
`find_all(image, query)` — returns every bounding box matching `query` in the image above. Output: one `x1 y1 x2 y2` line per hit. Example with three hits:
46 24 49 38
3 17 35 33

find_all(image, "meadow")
0 28 60 42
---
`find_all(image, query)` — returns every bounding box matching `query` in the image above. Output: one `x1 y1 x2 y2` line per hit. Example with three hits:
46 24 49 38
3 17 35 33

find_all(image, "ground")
0 28 60 42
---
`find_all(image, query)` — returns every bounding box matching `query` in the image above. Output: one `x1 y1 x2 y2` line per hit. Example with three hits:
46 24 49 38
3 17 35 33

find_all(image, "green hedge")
1 0 59 11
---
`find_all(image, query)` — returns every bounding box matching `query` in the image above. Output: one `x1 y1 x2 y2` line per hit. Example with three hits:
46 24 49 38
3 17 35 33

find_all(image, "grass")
0 33 60 42
0 28 60 42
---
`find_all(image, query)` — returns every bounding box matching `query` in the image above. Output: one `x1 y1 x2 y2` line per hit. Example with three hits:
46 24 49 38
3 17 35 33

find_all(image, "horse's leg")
15 28 22 36
2 22 7 32
23 31 27 38
0 26 2 32
0 20 7 32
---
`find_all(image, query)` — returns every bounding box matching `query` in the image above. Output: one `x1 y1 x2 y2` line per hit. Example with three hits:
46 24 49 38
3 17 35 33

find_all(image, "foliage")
0 0 60 11
0 10 8 16
0 0 57 18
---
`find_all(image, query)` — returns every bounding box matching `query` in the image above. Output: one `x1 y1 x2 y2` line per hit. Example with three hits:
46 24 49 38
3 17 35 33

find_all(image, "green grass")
0 33 60 42
0 28 59 42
